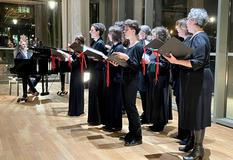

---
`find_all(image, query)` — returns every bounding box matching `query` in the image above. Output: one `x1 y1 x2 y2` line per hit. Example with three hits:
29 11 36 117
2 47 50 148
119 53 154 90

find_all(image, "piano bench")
8 76 22 96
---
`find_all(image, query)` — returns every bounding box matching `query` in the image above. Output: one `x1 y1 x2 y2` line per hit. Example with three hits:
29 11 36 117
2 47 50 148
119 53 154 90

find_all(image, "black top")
89 37 107 70
185 32 211 71
91 37 107 55
109 42 126 83
123 42 144 82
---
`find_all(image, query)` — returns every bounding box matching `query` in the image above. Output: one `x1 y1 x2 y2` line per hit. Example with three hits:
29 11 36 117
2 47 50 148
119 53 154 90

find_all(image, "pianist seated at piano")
15 37 40 102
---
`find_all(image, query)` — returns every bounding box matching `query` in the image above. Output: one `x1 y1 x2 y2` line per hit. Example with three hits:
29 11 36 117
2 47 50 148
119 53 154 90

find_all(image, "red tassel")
141 48 147 75
153 50 160 83
106 61 110 87
79 52 87 73
51 55 56 71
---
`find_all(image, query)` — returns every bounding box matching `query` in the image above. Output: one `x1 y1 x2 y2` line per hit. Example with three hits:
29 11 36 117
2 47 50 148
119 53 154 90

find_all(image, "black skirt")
179 68 213 130
68 61 84 116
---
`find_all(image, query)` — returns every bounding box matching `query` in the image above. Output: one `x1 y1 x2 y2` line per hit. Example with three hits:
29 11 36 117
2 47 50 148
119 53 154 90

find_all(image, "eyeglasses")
187 18 195 23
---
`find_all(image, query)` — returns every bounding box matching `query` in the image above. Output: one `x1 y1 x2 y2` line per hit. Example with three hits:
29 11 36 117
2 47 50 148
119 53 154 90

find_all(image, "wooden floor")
0 82 233 160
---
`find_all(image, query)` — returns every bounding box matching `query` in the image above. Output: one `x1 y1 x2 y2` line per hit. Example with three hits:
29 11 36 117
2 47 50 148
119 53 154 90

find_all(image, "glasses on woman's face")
187 18 195 23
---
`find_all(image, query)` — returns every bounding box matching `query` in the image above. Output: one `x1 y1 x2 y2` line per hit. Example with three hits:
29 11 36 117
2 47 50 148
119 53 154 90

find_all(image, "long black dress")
172 37 191 139
103 42 126 130
68 53 85 116
122 42 143 141
179 32 213 130
87 38 107 125
145 53 171 130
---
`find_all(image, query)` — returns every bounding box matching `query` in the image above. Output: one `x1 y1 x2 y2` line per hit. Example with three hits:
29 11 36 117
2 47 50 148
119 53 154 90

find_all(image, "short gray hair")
140 25 151 35
151 26 171 43
187 8 209 27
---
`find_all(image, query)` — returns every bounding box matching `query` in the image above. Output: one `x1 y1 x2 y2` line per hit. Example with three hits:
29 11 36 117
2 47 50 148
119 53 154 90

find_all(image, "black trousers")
21 75 38 98
60 73 65 91
139 91 147 114
122 78 142 139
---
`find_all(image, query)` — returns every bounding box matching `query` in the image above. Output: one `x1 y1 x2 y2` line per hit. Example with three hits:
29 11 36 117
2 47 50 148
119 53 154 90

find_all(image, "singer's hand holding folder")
107 54 128 67
158 37 193 59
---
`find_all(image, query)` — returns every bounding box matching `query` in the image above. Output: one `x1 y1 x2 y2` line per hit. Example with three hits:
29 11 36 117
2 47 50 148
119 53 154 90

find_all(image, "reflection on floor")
0 82 233 160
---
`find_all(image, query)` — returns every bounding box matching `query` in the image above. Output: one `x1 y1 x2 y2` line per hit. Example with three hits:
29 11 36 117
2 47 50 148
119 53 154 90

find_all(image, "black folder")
107 54 128 67
144 38 164 49
158 37 193 59
69 42 83 53
83 45 107 60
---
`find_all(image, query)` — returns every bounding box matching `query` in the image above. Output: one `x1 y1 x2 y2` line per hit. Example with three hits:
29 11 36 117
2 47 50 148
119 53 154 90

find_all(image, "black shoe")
27 88 33 94
17 97 28 103
119 132 132 141
110 127 122 132
88 122 100 126
179 141 194 152
179 145 193 152
32 91 39 96
149 125 164 132
119 135 126 141
183 146 204 160
179 138 189 145
102 125 111 130
140 118 147 125
124 138 142 146
102 126 122 132
174 134 185 140
179 134 194 152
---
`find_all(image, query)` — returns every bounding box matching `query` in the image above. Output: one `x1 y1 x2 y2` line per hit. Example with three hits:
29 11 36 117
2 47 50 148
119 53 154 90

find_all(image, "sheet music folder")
107 54 128 67
158 37 193 59
144 39 164 49
83 45 107 60
69 42 83 53
81 45 129 67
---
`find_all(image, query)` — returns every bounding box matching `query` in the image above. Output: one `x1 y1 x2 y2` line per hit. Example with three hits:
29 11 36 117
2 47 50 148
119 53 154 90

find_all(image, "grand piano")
10 46 71 96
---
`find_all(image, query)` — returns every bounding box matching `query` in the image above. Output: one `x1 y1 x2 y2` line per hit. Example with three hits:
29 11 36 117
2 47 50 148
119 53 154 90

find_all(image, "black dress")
179 32 213 130
145 53 171 130
122 42 143 140
103 43 126 130
68 53 85 116
87 38 107 125
172 37 191 139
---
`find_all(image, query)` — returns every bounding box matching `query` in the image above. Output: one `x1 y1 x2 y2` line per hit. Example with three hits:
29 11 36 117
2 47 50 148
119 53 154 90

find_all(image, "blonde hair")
19 35 28 46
